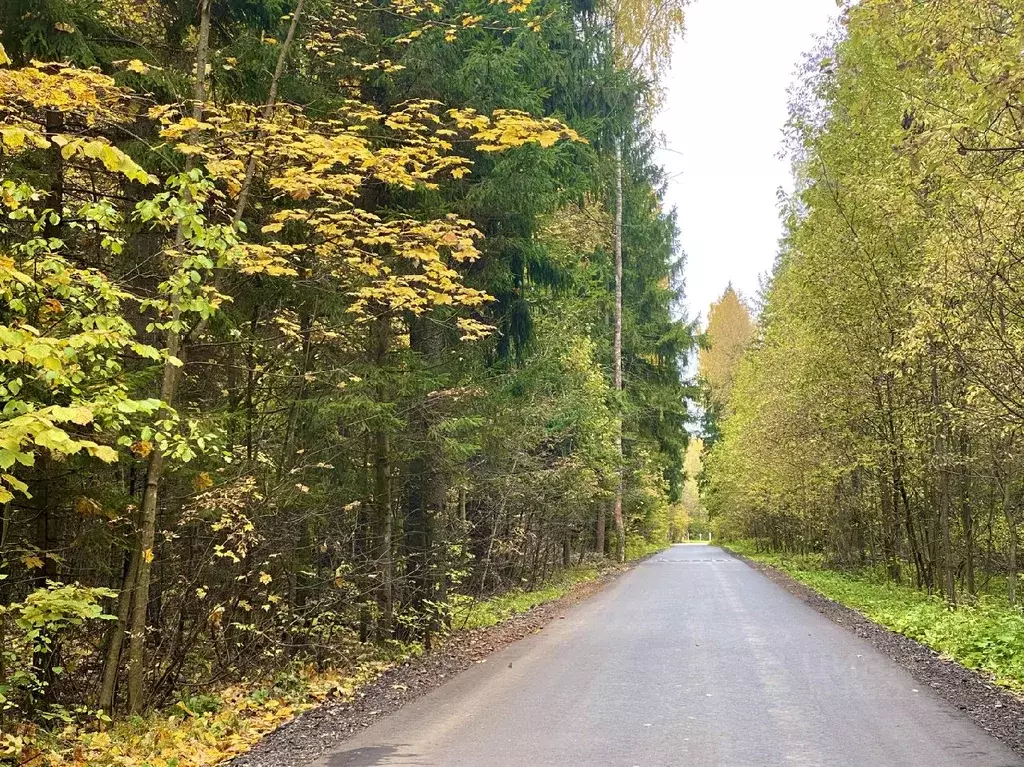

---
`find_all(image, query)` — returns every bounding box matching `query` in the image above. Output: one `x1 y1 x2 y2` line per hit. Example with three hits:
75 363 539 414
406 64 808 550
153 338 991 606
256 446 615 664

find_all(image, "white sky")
654 0 839 327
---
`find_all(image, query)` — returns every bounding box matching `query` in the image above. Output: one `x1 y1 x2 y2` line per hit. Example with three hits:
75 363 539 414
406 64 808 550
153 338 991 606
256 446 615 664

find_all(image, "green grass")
726 541 1024 693
626 537 671 561
451 541 667 630
452 564 607 629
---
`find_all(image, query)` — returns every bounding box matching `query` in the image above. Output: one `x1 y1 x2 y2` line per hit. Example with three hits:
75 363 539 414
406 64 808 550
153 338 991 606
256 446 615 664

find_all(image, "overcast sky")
654 0 839 327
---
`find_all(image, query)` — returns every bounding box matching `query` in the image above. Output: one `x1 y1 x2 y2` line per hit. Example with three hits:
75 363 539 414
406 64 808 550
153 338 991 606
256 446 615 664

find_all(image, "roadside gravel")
733 551 1024 758
228 566 627 767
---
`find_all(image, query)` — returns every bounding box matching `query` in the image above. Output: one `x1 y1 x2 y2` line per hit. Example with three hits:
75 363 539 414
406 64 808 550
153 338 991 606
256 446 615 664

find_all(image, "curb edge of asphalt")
725 545 1024 759
228 548 664 767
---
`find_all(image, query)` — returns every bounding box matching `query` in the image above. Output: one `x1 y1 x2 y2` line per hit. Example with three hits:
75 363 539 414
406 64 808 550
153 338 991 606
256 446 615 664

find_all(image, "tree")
698 285 755 411
705 0 1024 611
0 0 693 743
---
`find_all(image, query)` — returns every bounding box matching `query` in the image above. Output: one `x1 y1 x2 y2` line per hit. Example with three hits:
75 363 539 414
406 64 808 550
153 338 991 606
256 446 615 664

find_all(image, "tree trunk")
932 365 955 606
371 314 393 635
1002 472 1018 606
126 0 212 713
98 543 140 714
357 436 371 643
404 315 445 647
612 139 625 564
596 500 606 555
877 465 900 582
232 0 307 227
959 431 975 598
1009 511 1018 608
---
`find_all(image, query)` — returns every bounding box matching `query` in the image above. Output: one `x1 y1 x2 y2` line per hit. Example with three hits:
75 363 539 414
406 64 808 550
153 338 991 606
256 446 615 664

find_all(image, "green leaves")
0 184 179 502
710 0 1024 632
0 406 123 500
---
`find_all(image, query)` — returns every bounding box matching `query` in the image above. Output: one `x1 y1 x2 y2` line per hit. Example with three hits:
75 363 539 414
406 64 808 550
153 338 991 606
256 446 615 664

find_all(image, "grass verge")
726 540 1024 693
453 561 611 630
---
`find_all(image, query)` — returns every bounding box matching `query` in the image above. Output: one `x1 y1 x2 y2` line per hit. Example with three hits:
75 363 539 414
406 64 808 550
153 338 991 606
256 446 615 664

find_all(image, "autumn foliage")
0 0 691 761
707 0 1024 610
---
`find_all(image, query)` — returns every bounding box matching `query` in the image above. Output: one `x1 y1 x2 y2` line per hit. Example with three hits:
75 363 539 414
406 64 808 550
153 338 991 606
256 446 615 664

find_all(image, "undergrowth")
452 564 606 629
451 539 661 630
727 541 1024 693
10 549 656 767
11 655 402 767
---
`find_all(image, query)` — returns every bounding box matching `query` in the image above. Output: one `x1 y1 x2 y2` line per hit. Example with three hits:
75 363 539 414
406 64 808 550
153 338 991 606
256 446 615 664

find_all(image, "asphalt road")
315 544 1023 767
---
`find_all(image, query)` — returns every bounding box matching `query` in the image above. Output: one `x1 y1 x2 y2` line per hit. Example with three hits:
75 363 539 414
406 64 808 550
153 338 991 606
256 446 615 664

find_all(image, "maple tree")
0 0 692 758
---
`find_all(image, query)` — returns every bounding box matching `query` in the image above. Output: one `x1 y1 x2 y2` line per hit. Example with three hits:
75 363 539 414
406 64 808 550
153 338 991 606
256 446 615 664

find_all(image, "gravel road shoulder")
731 550 1024 757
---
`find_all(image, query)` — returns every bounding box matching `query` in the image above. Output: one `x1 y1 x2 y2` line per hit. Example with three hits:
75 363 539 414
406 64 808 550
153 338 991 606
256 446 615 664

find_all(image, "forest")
707 0 1024 609
0 0 692 759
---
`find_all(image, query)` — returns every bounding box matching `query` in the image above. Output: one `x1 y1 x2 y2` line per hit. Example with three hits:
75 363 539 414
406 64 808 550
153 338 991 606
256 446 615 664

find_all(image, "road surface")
316 544 1022 766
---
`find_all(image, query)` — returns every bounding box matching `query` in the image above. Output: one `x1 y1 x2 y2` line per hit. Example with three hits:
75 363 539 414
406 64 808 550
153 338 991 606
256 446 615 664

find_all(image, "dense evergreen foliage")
0 0 692 750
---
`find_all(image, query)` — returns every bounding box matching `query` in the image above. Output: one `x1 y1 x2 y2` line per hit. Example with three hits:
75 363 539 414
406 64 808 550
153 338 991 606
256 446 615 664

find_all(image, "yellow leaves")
202 156 246 196
447 108 490 131
159 116 215 139
87 444 119 462
174 142 206 156
534 129 564 148
0 43 10 66
131 439 154 458
0 125 49 152
115 95 579 364
21 554 45 570
74 497 104 517
259 572 273 585
457 317 495 341
49 406 94 426
147 103 176 121
193 471 214 491
208 603 225 629
111 57 164 78
39 298 65 323
0 61 127 120
0 187 19 209
143 548 155 564
54 136 156 184
236 244 299 277
472 110 585 152
359 59 405 72
38 658 399 767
